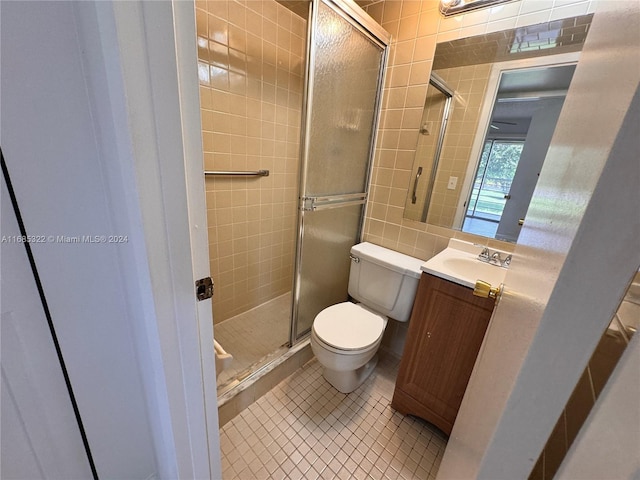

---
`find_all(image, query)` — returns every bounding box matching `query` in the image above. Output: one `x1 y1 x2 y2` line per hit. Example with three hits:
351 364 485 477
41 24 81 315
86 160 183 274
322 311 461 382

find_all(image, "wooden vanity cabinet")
392 272 495 435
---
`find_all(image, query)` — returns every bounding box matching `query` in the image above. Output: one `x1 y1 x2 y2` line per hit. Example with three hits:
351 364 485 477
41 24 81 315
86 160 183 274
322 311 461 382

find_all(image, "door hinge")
196 277 214 301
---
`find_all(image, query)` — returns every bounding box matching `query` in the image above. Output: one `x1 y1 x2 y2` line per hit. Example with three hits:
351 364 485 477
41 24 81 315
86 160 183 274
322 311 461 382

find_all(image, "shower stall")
196 0 389 395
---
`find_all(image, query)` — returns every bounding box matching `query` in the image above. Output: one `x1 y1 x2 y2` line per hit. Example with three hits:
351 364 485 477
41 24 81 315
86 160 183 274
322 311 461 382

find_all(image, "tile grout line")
220 355 446 480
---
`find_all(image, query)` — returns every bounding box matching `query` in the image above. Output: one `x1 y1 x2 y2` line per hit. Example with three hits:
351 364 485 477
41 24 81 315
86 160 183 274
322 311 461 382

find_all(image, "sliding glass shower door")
291 0 389 341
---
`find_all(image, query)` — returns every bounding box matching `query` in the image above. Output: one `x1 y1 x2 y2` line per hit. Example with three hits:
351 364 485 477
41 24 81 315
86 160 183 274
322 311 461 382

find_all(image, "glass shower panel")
292 0 388 340
303 1 385 196
295 204 364 336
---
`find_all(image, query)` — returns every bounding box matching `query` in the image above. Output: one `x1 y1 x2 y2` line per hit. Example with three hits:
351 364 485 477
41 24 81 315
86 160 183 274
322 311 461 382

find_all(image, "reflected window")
463 140 524 237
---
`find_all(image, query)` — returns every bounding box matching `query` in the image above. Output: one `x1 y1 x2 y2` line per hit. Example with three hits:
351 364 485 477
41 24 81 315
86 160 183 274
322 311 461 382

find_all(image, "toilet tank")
348 242 423 322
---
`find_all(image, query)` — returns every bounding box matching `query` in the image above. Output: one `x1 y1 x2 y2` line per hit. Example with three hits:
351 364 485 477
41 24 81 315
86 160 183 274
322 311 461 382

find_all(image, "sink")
421 239 508 289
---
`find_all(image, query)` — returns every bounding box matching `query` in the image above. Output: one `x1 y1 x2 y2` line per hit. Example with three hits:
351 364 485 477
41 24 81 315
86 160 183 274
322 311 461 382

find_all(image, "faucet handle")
491 251 502 264
503 254 512 267
479 247 490 260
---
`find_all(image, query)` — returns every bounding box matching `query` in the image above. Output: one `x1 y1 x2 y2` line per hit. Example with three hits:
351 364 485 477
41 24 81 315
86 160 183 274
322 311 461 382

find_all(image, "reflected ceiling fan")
490 120 518 130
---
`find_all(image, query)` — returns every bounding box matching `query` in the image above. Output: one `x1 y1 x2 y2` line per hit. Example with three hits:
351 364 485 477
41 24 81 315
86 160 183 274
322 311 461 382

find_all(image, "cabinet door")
392 273 495 435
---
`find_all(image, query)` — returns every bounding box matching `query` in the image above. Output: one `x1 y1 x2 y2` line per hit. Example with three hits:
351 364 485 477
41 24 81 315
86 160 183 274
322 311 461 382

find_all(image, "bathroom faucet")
477 248 511 268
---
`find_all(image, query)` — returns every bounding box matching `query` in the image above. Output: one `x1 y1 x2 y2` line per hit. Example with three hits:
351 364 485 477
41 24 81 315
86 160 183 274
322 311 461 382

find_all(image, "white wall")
437 0 640 478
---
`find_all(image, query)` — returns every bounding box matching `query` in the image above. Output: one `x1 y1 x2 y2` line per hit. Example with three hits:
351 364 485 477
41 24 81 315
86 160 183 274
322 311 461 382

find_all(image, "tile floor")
220 355 447 480
216 293 291 389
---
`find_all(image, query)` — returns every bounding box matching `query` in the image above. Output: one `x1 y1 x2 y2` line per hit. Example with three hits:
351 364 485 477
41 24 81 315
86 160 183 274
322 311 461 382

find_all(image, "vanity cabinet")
392 272 495 435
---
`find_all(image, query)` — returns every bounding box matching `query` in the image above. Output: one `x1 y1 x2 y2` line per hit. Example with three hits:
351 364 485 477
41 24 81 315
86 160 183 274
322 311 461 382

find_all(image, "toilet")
311 242 423 393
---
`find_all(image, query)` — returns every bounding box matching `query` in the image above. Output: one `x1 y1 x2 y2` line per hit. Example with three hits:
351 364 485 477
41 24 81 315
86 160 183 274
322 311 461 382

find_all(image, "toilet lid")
313 302 386 351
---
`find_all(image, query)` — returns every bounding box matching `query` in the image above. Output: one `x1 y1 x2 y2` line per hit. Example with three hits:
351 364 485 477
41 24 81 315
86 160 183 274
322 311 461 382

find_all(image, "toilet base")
322 354 379 393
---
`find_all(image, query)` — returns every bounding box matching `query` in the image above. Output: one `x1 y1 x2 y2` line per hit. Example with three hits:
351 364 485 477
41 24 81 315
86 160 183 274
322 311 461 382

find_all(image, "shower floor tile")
220 355 446 479
215 292 291 389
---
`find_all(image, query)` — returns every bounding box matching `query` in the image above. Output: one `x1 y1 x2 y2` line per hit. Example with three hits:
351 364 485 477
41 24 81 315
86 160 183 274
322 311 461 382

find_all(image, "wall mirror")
404 14 593 242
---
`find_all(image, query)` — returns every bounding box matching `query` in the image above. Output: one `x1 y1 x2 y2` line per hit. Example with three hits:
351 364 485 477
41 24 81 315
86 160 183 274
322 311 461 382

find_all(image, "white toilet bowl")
311 302 387 393
311 243 423 393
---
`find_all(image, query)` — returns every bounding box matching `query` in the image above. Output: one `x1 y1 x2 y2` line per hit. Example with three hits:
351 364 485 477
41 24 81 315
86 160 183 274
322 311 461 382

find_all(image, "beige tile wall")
426 63 491 227
196 0 306 322
361 0 598 262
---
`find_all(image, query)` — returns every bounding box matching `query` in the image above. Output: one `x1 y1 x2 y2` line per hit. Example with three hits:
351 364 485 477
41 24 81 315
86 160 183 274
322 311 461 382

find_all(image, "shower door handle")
301 193 367 211
411 167 423 204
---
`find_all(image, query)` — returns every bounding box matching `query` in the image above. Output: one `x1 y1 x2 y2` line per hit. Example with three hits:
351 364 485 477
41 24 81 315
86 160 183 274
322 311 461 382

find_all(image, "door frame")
103 1 221 477
172 1 222 476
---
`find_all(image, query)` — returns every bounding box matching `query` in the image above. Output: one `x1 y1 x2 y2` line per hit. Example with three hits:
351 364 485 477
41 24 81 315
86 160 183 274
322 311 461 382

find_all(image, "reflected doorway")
459 62 577 241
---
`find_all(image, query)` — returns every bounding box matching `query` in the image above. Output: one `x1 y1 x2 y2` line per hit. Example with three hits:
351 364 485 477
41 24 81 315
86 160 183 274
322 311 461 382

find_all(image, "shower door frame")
420 73 455 223
289 0 391 344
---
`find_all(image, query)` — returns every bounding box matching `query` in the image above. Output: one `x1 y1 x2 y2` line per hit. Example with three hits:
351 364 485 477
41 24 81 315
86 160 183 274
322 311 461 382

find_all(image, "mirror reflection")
404 14 593 242
405 74 453 222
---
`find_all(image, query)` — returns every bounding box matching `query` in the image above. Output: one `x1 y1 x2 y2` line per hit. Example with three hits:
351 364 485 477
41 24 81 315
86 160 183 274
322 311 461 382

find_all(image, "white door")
1 175 94 479
172 1 223 474
438 0 640 478
495 96 565 242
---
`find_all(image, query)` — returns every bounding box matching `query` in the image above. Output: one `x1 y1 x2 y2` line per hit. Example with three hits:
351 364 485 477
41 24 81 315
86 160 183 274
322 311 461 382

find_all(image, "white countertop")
421 239 508 289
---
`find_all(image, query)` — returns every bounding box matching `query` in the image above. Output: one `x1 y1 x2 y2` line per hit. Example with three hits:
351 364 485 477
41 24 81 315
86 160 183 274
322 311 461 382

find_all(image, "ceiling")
490 64 576 135
498 64 576 95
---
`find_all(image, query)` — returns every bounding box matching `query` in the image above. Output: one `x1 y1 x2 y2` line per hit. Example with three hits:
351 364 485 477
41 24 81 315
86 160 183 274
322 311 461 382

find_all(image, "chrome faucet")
477 248 511 268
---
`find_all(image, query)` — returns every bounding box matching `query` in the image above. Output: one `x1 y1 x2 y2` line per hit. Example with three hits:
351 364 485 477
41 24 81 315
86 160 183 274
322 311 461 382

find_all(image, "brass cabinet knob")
473 280 501 299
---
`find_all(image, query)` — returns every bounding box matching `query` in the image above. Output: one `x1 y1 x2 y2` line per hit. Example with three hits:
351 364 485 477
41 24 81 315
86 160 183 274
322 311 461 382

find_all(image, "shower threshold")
214 292 291 386
217 343 289 396
217 338 311 409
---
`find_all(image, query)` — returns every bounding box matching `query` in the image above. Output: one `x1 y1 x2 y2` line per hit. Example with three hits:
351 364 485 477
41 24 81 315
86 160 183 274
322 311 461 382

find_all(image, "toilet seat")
313 302 386 351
